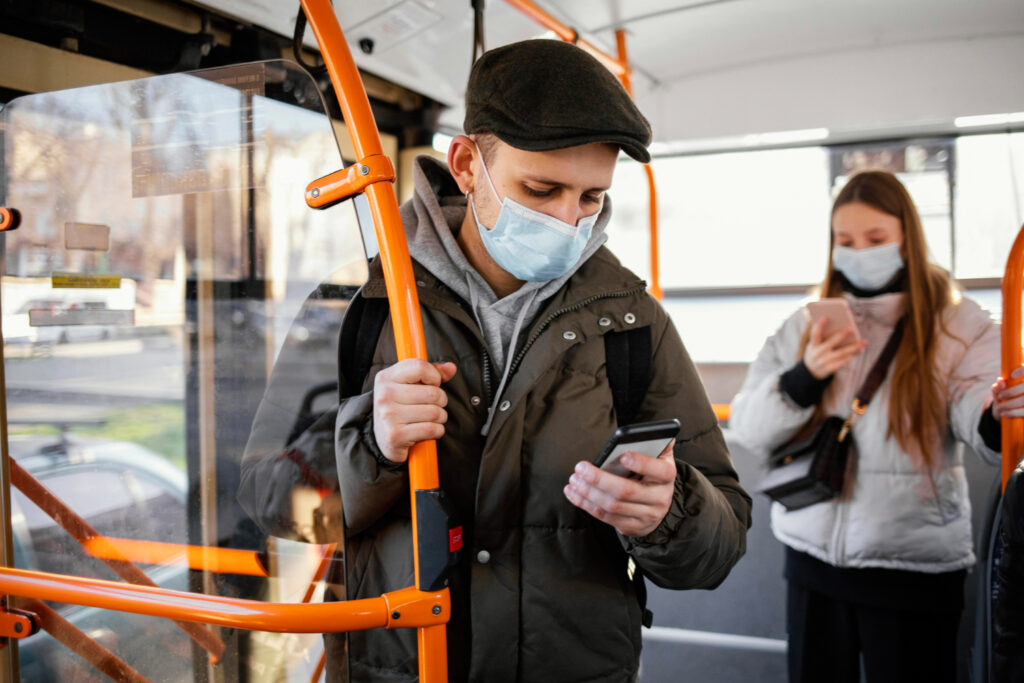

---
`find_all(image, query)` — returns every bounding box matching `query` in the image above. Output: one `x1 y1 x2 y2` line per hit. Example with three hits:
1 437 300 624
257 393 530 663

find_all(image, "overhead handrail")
1002 223 1024 490
502 0 628 78
503 2 664 299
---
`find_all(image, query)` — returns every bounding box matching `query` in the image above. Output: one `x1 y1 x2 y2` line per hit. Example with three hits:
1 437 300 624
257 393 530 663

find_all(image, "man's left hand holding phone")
563 419 680 538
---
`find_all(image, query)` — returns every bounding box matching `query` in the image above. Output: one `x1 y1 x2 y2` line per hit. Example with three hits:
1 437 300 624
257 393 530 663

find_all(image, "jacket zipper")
481 345 494 405
506 284 647 377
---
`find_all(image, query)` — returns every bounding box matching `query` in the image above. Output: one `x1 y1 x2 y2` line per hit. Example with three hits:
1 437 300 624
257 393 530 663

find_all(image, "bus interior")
0 1 1022 681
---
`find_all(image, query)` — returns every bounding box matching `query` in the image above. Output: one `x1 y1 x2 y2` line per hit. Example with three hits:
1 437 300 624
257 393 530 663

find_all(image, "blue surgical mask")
468 145 602 282
832 242 904 291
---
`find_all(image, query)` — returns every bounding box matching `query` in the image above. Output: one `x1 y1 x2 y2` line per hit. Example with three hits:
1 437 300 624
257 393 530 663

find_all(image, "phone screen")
807 299 860 341
593 419 680 478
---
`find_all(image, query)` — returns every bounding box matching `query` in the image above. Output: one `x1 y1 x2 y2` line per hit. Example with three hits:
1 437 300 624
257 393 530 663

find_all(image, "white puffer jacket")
730 291 1001 573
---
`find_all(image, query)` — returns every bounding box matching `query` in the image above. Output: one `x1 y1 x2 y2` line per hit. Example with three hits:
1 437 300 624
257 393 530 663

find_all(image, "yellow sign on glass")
51 272 123 289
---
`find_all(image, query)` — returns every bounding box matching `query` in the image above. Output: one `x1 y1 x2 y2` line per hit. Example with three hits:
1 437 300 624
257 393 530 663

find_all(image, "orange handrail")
612 29 663 300
1002 223 1024 490
0 568 447 633
299 0 448 679
82 537 269 577
503 0 628 78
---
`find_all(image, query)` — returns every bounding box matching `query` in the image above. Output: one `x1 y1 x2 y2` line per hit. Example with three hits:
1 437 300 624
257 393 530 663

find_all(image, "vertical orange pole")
1002 225 1024 490
615 29 662 300
298 1 446 680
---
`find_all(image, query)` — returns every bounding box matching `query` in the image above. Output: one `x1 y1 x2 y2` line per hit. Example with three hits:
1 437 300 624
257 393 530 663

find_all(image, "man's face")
471 139 619 230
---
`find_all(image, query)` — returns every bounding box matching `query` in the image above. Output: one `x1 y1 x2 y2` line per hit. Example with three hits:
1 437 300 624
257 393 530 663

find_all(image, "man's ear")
447 135 477 195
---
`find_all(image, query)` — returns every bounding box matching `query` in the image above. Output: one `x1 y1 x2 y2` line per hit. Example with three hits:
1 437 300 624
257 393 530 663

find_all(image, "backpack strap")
604 326 653 427
337 291 390 399
603 325 655 629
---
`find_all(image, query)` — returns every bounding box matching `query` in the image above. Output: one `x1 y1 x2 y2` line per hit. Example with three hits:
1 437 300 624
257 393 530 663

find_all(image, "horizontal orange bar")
0 568 448 633
713 404 731 421
83 537 270 577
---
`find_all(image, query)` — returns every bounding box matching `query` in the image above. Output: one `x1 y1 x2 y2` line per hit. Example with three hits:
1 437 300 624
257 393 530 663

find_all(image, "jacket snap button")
598 317 611 327
563 330 577 341
499 400 511 412
470 395 481 406
477 550 491 564
416 280 426 287
624 313 636 324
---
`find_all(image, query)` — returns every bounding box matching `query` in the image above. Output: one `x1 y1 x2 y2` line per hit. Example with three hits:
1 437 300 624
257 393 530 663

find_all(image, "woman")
730 170 1024 682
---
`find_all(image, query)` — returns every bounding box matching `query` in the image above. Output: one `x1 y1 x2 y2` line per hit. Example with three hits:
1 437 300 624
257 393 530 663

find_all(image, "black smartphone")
592 419 680 479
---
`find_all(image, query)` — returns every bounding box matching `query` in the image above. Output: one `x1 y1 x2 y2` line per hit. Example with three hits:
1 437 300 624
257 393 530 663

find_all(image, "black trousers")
787 580 961 683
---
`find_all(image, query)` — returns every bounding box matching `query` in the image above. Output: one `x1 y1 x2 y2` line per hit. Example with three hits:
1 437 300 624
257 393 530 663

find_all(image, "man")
331 39 750 682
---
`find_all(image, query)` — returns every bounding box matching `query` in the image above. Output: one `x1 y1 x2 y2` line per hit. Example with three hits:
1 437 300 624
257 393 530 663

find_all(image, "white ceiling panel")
191 0 1024 142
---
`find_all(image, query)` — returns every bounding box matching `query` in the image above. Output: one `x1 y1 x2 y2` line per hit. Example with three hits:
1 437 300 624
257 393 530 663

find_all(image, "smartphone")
593 419 681 479
806 298 860 341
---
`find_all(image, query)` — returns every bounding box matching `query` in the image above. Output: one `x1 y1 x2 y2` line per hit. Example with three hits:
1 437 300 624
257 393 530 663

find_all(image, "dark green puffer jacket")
328 248 751 682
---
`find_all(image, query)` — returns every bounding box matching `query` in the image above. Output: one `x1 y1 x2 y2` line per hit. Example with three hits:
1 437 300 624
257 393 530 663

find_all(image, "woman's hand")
803 317 868 380
563 439 677 538
992 366 1024 419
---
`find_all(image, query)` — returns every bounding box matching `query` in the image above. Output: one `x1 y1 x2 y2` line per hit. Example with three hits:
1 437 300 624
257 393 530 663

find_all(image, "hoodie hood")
402 154 611 370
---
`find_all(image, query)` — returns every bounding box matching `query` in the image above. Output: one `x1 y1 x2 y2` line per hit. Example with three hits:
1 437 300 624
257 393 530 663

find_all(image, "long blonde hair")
818 171 957 469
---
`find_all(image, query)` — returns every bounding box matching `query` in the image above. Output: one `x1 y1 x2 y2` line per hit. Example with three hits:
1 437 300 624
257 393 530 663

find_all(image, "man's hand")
803 317 867 380
372 360 457 463
563 439 677 537
992 366 1024 419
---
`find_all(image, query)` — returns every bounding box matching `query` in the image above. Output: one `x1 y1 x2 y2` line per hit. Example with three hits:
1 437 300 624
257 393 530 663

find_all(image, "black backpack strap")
337 291 390 399
604 325 655 629
604 326 654 427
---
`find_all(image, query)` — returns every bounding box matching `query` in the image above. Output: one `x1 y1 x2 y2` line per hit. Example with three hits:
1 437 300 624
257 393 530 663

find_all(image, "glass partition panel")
0 59 368 681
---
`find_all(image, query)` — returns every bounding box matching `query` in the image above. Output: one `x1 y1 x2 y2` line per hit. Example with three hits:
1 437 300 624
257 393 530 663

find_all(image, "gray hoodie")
402 155 612 429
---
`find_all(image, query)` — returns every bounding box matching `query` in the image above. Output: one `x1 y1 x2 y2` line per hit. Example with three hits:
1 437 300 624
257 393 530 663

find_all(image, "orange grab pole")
1002 224 1024 490
16 598 147 683
299 0 447 679
9 457 226 660
612 29 662 300
0 568 448 634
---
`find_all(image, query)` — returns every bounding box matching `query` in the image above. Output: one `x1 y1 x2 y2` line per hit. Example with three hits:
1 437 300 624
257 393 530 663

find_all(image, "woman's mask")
832 242 904 291
468 144 601 282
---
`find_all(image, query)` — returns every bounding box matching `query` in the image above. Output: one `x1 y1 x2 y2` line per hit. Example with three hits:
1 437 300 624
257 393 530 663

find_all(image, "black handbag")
757 318 906 511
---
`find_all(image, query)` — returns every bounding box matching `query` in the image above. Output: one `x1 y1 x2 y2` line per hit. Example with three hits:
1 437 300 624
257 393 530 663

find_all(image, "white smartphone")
806 298 860 342
593 419 680 479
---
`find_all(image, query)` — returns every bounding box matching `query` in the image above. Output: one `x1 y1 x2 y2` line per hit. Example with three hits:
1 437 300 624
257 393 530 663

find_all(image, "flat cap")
464 39 652 163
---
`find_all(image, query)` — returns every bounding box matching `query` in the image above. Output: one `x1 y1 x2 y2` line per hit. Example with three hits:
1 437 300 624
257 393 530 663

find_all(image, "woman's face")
831 201 903 251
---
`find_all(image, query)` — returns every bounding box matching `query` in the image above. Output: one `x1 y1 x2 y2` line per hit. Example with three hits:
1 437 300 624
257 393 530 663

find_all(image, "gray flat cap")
464 39 652 163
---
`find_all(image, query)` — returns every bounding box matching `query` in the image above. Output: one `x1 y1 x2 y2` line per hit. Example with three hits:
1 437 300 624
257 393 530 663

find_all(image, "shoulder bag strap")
854 317 906 407
840 317 906 440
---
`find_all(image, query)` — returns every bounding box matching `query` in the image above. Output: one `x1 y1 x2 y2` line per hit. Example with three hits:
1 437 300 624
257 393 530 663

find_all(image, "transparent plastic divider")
0 59 367 681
